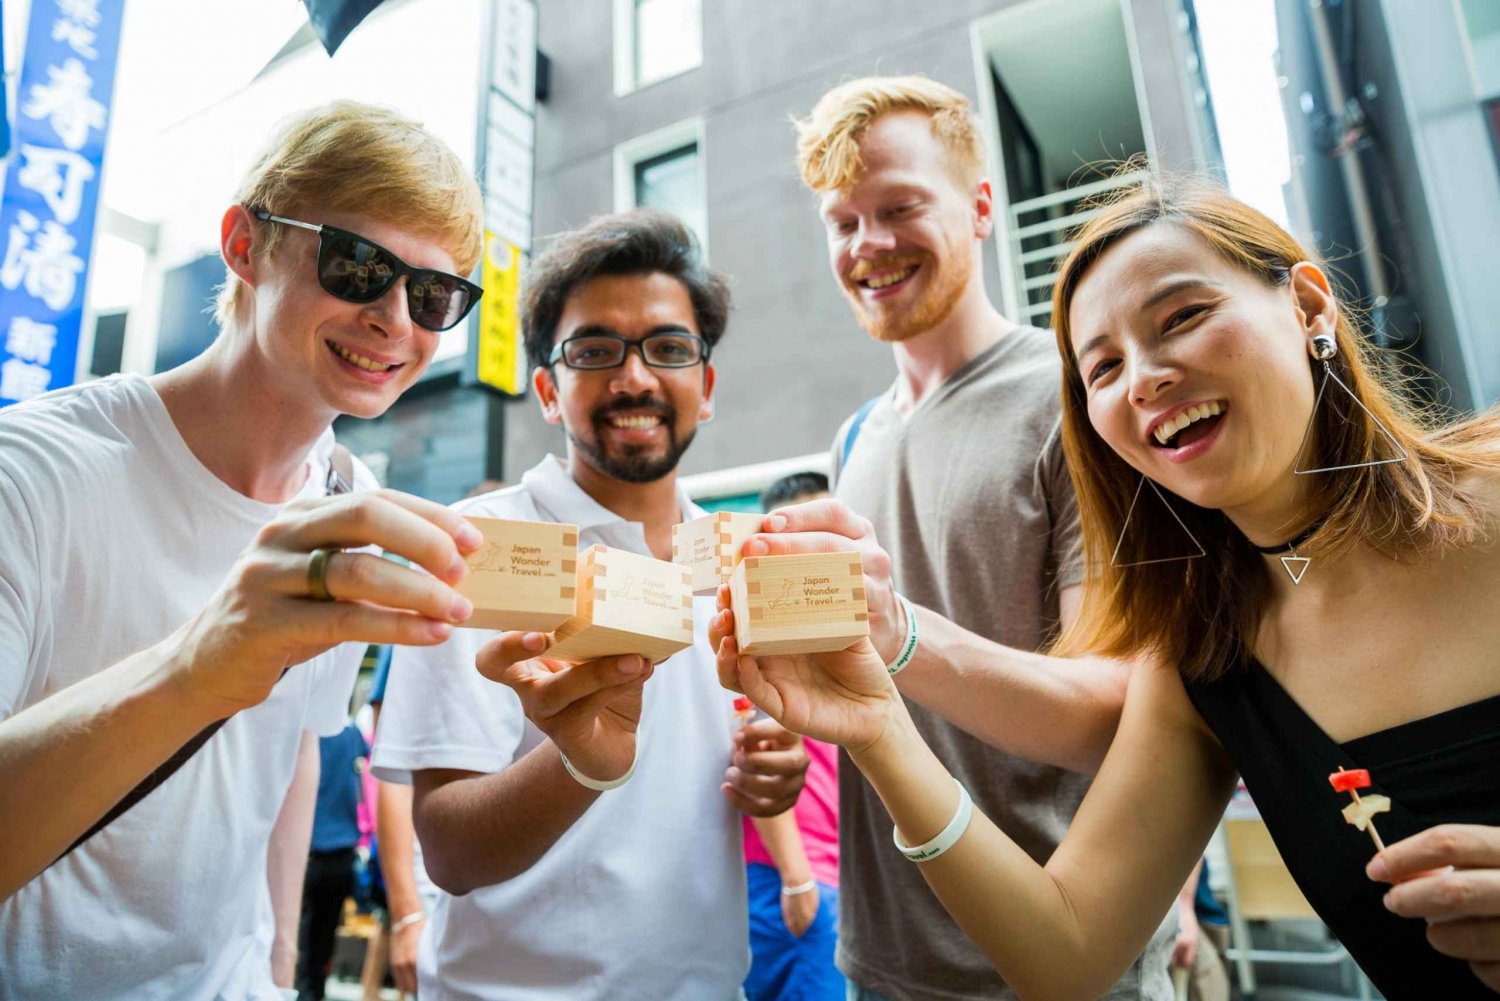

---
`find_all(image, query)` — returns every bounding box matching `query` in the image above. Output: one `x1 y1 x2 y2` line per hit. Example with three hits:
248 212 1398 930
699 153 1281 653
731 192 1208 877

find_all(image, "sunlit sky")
1192 0 1294 229
4 0 482 369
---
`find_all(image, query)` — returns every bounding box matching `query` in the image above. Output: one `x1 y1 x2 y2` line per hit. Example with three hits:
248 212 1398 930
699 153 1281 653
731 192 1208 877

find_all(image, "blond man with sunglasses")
0 102 484 1000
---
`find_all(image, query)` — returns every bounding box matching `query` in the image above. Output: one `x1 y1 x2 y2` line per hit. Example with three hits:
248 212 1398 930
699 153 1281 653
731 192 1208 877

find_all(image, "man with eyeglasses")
372 209 809 1000
0 102 485 1000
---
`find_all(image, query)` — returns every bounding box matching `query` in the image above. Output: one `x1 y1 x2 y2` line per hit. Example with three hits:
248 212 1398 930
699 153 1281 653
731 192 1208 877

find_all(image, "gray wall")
504 0 1201 482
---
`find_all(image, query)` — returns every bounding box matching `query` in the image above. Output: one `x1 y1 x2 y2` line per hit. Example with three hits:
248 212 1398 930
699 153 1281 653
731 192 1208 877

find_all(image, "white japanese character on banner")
22 59 107 152
1 211 85 312
0 358 53 401
5 317 60 366
57 0 102 28
52 18 99 59
18 145 96 225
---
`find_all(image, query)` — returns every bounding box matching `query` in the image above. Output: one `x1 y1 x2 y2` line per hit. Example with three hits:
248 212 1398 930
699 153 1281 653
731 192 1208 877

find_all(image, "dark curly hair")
522 209 732 372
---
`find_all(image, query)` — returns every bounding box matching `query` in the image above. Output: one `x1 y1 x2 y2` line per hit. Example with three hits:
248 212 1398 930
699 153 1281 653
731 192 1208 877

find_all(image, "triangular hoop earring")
1111 476 1207 568
1293 334 1409 475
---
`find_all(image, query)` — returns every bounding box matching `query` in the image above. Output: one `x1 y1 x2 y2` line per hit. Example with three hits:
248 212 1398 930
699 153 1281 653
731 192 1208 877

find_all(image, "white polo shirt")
372 456 748 1001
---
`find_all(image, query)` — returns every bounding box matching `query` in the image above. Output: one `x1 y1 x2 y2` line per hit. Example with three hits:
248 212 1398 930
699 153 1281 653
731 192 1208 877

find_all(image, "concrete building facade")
499 0 1222 493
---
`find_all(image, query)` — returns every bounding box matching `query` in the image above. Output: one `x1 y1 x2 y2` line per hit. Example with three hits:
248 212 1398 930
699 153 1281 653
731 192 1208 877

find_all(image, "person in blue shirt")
296 721 369 1001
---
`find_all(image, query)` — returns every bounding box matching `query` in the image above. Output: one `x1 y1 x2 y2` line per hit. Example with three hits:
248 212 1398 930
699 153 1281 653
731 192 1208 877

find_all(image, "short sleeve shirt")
833 329 1175 1001
372 456 749 1000
0 374 369 1001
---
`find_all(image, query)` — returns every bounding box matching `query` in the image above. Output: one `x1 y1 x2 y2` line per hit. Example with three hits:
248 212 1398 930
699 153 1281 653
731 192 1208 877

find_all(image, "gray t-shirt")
833 327 1174 1001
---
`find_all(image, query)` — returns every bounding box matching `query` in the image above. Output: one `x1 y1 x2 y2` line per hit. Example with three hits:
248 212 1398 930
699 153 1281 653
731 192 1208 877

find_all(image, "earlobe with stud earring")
1292 333 1408 476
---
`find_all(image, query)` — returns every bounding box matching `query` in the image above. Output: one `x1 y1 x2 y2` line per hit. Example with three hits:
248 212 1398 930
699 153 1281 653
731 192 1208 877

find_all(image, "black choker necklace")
1249 514 1328 585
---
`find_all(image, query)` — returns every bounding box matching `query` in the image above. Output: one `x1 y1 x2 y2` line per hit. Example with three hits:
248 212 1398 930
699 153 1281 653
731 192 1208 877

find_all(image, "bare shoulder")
1125 656 1225 751
1086 656 1238 835
1416 445 1500 617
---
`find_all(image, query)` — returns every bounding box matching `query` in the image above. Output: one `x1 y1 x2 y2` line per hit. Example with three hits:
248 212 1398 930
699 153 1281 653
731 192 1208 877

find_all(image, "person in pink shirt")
742 473 845 1000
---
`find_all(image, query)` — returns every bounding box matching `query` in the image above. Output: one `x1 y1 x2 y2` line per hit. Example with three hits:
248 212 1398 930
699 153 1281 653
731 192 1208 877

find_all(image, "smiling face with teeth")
534 271 716 488
819 112 992 344
1068 222 1337 521
231 207 457 420
1149 399 1226 448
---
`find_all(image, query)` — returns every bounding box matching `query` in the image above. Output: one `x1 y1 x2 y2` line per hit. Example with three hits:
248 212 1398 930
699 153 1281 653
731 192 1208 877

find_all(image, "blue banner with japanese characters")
0 0 125 406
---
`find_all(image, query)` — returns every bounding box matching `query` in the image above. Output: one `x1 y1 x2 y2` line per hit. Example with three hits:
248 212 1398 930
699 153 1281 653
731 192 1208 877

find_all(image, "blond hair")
1049 171 1500 681
793 75 985 193
216 101 483 326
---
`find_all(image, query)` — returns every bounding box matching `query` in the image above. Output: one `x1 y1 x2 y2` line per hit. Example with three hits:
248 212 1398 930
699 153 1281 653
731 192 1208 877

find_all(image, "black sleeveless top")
1186 661 1500 1000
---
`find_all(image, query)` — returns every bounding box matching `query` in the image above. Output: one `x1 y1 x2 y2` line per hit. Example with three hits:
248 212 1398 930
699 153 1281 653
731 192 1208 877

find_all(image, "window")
635 144 701 225
614 0 701 94
89 312 128 378
614 119 707 254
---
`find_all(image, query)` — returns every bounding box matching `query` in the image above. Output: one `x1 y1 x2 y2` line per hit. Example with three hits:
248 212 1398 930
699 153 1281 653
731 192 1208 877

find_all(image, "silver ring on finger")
307 547 340 601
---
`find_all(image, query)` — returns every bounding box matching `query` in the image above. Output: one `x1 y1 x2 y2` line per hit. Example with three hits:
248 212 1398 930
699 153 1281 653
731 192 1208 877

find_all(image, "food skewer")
1328 767 1390 852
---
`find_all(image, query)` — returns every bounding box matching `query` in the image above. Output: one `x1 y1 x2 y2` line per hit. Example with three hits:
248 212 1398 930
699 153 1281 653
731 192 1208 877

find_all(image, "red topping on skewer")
733 697 755 713
1328 768 1371 793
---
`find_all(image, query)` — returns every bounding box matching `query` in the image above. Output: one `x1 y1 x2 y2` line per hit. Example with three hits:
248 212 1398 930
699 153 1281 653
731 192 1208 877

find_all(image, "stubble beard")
848 242 973 344
569 395 695 484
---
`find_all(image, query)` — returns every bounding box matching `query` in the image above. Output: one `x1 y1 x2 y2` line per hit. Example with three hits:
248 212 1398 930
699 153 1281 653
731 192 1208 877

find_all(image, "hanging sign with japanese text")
476 232 524 395
0 0 125 406
470 0 536 398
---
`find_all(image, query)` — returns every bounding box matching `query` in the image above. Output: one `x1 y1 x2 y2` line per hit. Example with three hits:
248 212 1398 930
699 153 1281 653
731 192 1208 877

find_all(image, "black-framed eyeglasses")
548 331 710 370
253 210 483 332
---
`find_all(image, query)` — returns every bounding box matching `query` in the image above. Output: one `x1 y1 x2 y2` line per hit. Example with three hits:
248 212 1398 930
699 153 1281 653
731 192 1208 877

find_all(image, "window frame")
612 117 709 258
613 0 703 95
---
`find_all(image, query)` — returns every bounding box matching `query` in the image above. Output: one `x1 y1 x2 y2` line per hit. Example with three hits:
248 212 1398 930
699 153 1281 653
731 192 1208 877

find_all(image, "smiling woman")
1049 173 1500 682
709 171 1500 1001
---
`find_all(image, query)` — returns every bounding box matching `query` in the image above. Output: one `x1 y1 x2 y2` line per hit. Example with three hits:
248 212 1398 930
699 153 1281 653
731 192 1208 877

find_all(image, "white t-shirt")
0 374 370 1001
372 456 748 1001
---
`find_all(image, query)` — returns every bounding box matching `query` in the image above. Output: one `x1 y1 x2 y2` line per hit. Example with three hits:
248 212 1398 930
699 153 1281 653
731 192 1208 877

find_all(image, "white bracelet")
390 911 425 933
886 593 919 676
892 779 974 862
780 879 818 896
560 748 636 791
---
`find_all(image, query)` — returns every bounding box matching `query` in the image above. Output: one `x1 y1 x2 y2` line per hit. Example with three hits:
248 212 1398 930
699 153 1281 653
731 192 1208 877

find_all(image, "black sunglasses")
253 210 482 332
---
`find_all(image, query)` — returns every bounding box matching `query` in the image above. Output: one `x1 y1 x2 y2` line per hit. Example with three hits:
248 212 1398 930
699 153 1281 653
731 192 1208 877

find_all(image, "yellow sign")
476 233 525 396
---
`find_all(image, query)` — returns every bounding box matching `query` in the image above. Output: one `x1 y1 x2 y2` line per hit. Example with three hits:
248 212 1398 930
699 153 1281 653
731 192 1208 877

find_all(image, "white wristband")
886 593 919 676
390 911 425 933
892 779 973 862
560 749 636 791
780 879 818 896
